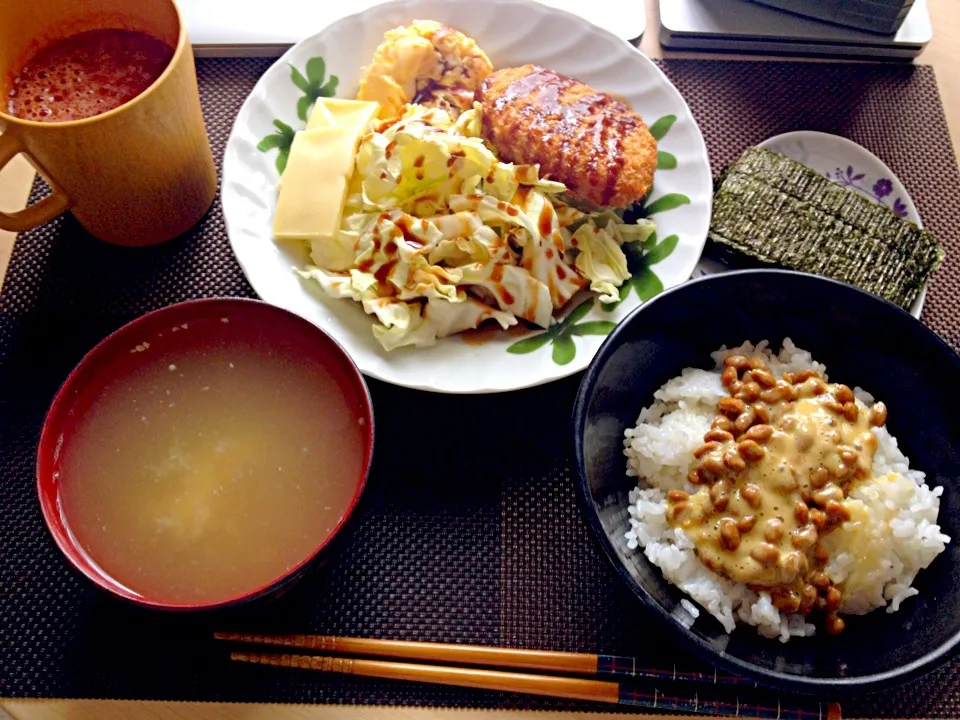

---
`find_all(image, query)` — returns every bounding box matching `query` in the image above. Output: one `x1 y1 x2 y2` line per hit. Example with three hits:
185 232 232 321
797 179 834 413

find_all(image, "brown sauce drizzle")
373 260 397 295
538 204 554 237
492 66 641 207
526 286 539 322
514 165 539 185
411 79 477 115
605 92 634 111
395 214 425 248
460 322 529 346
514 186 533 207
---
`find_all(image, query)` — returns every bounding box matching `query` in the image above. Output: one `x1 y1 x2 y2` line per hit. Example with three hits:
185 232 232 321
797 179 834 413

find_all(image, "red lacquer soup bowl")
37 298 374 610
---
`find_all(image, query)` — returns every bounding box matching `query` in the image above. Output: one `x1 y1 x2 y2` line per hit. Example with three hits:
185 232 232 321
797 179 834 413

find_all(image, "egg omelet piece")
357 19 493 120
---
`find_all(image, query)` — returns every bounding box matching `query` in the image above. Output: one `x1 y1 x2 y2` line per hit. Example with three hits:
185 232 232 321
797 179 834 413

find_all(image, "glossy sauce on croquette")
479 64 656 208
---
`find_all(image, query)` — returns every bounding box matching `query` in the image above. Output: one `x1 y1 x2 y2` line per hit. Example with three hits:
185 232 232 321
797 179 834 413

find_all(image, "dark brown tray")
1 58 959 718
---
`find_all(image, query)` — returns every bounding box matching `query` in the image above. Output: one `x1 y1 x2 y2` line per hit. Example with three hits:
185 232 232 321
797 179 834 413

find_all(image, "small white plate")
694 130 926 318
761 131 926 318
221 0 712 394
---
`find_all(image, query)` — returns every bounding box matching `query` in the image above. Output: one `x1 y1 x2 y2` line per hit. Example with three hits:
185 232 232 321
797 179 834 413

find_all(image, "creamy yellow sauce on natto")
679 392 876 586
666 357 889 633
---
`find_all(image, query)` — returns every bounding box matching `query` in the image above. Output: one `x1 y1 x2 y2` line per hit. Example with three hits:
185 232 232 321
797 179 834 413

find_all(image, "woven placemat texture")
1 58 959 718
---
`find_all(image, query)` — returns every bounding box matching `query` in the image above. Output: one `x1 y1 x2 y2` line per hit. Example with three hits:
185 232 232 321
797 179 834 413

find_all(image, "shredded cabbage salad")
298 103 655 351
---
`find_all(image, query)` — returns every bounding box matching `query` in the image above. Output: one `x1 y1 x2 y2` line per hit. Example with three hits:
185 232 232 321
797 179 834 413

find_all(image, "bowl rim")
36 296 376 611
571 268 960 696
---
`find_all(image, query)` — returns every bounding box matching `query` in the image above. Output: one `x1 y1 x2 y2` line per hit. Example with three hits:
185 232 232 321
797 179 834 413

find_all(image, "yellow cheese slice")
273 127 358 241
304 99 336 129
310 98 379 134
273 99 379 243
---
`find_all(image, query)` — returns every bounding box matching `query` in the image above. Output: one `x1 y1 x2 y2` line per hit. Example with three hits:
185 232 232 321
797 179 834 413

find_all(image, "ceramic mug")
0 0 217 246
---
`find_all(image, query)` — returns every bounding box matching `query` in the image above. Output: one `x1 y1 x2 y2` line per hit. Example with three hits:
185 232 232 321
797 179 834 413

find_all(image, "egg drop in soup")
54 312 367 605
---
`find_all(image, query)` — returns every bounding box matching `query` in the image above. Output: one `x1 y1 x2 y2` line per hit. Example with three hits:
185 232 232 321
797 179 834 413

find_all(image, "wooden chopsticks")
216 632 842 720
214 631 751 685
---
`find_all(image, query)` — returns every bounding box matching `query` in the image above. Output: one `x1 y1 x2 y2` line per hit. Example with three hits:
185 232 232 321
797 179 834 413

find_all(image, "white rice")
623 339 950 642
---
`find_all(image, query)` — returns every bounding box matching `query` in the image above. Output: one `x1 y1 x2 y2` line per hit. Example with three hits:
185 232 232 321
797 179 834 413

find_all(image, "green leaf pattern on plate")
256 69 691 366
596 229 676 313
503 332 553 355
508 114 692 363
257 56 339 174
571 321 617 336
551 334 576 365
657 151 677 170
642 193 691 217
645 233 679 265
648 114 677 141
296 57 339 121
507 297 598 365
256 119 296 175
632 265 665 301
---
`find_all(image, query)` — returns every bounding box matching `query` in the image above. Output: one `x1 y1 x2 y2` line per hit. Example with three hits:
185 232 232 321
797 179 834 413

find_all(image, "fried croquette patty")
478 65 658 209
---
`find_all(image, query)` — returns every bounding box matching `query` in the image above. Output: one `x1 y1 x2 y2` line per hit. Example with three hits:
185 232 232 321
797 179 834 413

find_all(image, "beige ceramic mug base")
0 0 217 246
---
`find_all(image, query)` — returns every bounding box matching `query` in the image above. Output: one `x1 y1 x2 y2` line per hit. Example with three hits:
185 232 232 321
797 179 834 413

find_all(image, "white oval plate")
760 131 926 318
222 0 712 393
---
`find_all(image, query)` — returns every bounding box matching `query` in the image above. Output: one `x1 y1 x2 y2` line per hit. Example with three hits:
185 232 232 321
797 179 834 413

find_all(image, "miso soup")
54 310 369 605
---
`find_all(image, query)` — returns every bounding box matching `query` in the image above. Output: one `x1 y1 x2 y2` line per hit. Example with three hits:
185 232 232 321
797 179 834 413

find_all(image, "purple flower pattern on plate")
824 166 909 218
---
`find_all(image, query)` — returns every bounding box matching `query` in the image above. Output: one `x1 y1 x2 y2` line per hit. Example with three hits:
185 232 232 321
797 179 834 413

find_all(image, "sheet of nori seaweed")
708 147 944 310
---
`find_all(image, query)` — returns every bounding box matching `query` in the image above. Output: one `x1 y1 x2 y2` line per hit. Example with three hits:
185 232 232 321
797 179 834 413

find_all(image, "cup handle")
0 133 71 232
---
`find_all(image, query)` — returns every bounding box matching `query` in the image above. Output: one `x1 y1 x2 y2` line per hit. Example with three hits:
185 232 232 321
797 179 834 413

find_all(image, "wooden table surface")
2 1 959 718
